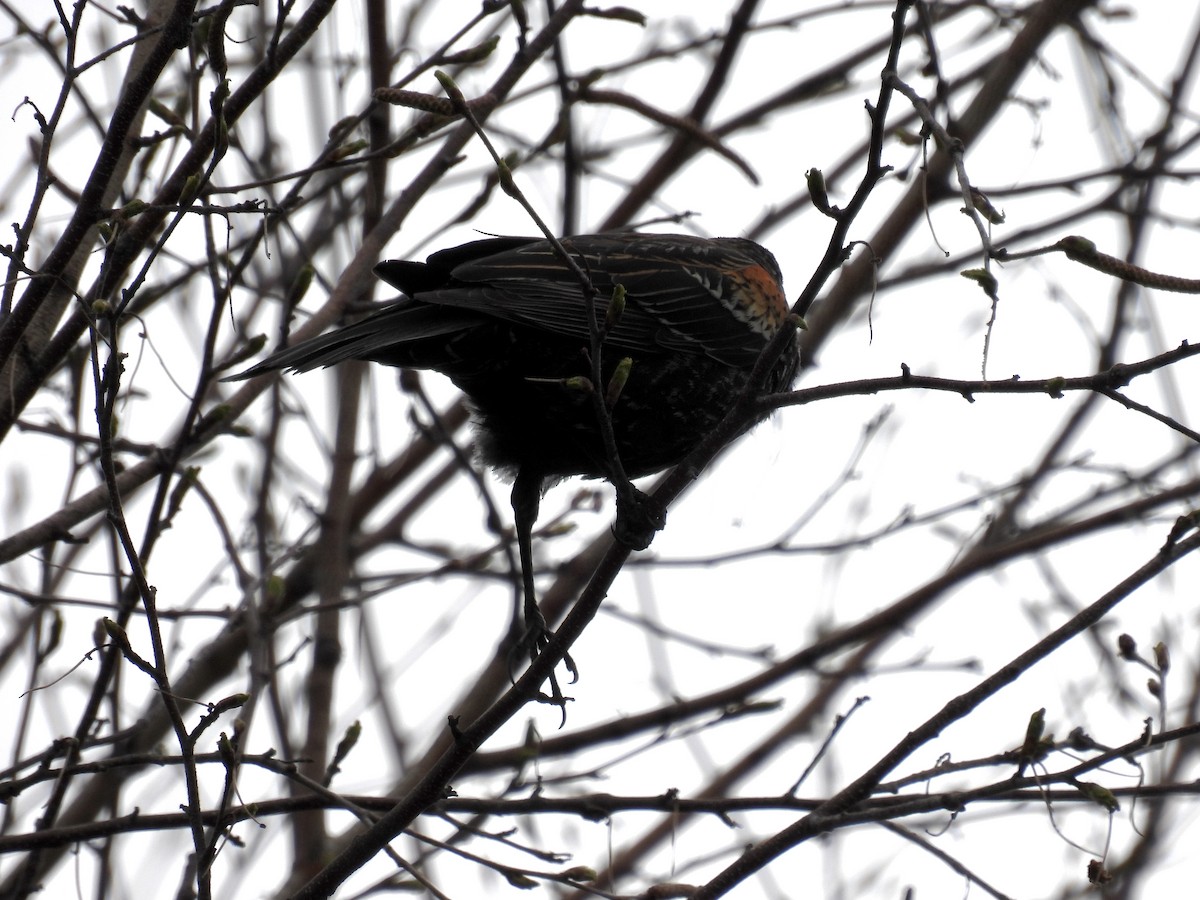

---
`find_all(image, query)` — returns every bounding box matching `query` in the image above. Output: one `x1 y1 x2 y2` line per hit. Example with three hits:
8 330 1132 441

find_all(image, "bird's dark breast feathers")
421 319 796 481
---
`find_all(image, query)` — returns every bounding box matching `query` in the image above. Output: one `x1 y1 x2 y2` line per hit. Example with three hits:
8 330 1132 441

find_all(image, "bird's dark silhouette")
231 232 799 665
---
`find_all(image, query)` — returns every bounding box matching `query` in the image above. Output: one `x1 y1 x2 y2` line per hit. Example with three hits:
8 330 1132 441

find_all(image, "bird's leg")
511 468 547 647
510 468 575 717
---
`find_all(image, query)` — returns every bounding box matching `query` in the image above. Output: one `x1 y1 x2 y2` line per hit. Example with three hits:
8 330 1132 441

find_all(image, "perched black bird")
232 233 799 651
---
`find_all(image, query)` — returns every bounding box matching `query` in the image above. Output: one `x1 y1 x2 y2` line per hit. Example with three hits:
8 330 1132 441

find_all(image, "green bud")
437 35 499 65
1058 235 1097 259
1153 641 1170 673
967 188 1005 225
605 357 633 410
286 265 315 310
1021 707 1046 751
604 284 626 331
960 267 998 295
180 173 202 205
1074 781 1119 812
118 199 147 219
807 168 835 217
497 159 519 199
434 70 466 106
562 376 593 393
330 139 369 161
559 866 597 882
38 610 63 661
584 6 646 24
333 720 363 762
212 693 249 714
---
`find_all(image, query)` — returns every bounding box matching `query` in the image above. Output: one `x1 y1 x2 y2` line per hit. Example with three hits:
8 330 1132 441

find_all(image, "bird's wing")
230 234 791 381
226 302 485 378
420 234 789 367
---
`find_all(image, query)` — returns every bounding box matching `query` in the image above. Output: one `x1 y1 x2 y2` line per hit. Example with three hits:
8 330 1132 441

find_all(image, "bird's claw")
613 486 666 550
510 604 577 726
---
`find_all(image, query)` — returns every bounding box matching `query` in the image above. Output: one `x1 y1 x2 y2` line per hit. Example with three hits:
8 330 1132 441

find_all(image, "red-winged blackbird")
232 233 798 655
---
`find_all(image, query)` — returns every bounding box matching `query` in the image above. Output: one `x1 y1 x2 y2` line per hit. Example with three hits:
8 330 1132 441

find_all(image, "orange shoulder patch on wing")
727 264 789 336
